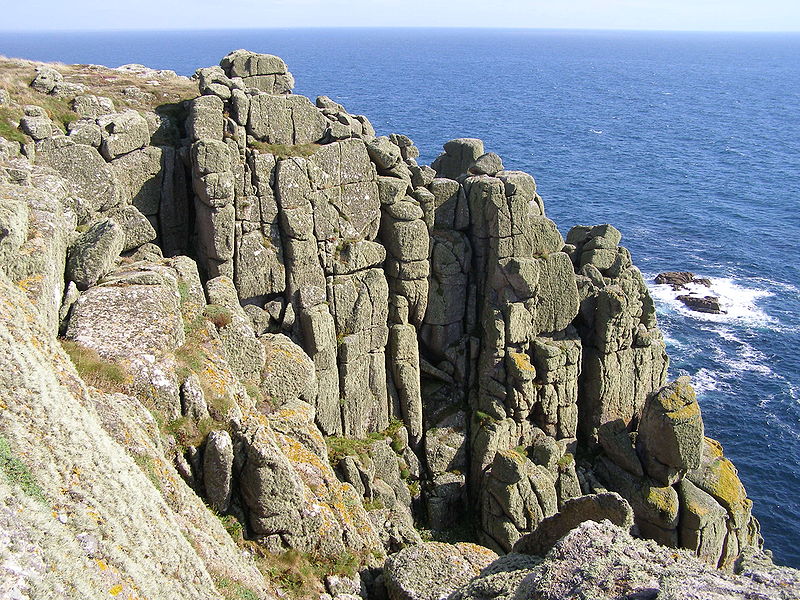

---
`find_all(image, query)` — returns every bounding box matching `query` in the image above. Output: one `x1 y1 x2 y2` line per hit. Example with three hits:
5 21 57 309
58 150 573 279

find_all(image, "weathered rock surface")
449 521 800 600
512 492 634 556
66 218 125 289
637 376 704 485
0 271 274 600
383 541 498 600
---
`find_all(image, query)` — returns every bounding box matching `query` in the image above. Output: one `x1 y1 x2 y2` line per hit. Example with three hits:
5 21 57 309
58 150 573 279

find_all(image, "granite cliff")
0 50 796 599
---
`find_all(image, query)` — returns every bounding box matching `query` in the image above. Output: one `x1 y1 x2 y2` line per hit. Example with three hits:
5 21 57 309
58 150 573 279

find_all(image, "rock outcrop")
450 520 799 600
0 50 790 600
383 541 498 600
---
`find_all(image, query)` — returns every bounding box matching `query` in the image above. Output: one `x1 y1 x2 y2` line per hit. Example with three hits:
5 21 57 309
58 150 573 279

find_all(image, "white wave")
711 326 743 344
724 147 749 157
748 276 799 296
709 330 779 381
690 368 730 394
720 353 776 379
661 332 682 348
589 129 603 134
647 275 776 328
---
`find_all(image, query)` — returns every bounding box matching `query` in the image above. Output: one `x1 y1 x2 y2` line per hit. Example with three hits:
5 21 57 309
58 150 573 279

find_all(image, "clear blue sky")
6 0 800 32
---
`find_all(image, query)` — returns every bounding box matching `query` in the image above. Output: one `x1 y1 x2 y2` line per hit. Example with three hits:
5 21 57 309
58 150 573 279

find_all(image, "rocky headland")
0 51 796 599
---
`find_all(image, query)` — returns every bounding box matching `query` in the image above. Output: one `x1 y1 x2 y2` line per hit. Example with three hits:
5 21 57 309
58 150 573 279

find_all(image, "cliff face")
0 51 788 599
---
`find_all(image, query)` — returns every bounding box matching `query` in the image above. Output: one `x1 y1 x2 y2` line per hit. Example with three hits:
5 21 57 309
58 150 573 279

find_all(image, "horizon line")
2 25 800 34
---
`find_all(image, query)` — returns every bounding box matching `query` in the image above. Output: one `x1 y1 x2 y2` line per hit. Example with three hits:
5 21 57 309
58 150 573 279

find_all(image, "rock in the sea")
655 271 712 290
677 294 724 314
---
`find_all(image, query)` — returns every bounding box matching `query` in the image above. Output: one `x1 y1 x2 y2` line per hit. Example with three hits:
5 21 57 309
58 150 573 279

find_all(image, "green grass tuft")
363 497 384 511
0 107 27 143
215 577 260 600
165 416 215 449
0 435 47 503
132 453 163 492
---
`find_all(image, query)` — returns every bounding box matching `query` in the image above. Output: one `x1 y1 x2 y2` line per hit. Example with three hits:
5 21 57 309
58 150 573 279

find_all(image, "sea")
2 28 798 567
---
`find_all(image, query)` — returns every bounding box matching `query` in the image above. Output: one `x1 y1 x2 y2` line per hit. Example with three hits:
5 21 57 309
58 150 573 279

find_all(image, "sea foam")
648 275 775 328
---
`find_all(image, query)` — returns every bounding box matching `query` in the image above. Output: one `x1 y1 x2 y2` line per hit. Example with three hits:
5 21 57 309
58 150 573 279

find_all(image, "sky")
4 0 800 32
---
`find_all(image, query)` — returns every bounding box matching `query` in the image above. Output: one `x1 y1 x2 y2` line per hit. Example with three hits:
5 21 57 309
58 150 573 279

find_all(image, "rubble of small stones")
0 50 794 600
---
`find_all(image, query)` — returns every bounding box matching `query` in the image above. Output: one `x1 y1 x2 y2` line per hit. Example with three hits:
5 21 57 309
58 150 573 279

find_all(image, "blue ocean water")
2 28 799 567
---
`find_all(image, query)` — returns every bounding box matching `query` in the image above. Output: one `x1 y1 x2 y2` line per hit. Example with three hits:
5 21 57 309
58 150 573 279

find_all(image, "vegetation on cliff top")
0 56 198 144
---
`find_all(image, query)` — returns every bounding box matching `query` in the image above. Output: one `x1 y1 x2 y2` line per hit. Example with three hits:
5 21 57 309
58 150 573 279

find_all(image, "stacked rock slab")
188 51 396 439
567 223 669 444
421 140 585 551
591 377 762 569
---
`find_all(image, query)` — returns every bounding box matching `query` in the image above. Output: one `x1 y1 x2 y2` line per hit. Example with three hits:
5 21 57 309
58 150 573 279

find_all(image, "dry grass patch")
247 140 321 159
59 339 130 393
0 55 198 142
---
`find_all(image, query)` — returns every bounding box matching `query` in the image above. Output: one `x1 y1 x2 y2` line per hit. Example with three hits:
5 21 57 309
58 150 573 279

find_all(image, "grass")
363 497 384 511
0 56 198 111
0 106 27 143
325 417 408 466
204 304 233 329
59 339 129 393
557 452 575 468
326 435 380 466
474 410 499 426
214 511 369 599
177 280 191 304
174 339 206 379
216 513 245 542
0 435 47 504
132 453 163 492
215 577 260 600
247 140 321 159
165 416 215 449
0 56 198 145
255 548 362 599
0 83 77 134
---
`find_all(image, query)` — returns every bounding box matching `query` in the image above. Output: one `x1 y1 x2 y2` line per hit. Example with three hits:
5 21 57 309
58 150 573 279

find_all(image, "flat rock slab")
384 541 498 600
65 278 184 360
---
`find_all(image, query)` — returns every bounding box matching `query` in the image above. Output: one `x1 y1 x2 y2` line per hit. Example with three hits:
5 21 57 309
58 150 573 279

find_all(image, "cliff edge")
0 50 795 600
